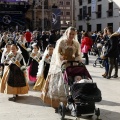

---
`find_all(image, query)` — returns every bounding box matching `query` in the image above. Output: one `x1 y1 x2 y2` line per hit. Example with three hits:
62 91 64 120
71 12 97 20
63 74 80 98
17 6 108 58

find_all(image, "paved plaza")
0 55 120 120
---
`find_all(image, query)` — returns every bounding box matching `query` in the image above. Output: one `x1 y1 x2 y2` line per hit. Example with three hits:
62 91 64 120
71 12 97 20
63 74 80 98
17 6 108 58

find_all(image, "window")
78 8 82 20
66 2 70 5
88 0 91 4
88 24 91 32
61 21 63 24
79 0 82 6
60 1 63 5
107 2 113 17
88 6 91 17
61 11 63 15
96 5 101 18
66 12 70 15
97 24 102 32
83 6 87 19
107 23 113 31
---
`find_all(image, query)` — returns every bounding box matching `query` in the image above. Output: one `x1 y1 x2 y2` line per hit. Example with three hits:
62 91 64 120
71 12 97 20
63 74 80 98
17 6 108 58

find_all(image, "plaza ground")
0 55 120 120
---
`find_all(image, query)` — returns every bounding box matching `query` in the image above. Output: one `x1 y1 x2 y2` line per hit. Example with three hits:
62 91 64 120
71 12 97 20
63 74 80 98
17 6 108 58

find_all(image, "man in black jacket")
48 30 57 47
101 26 119 79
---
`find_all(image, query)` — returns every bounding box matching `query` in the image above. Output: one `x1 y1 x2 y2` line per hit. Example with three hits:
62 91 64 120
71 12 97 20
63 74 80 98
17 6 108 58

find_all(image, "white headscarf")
48 27 80 75
37 47 49 76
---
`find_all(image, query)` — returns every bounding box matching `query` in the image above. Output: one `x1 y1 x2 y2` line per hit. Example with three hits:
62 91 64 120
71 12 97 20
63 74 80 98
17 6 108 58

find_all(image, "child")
0 43 11 78
27 43 41 83
74 75 92 84
0 44 29 101
33 44 54 91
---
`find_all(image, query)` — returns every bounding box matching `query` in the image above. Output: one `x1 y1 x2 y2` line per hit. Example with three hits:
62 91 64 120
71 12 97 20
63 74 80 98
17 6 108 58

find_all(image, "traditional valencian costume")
0 33 9 49
40 27 82 108
0 43 11 78
0 48 29 98
27 43 41 83
33 47 53 91
17 35 30 65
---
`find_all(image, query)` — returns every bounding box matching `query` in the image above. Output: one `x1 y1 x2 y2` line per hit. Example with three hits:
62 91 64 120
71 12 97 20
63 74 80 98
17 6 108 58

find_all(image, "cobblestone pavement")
0 55 120 120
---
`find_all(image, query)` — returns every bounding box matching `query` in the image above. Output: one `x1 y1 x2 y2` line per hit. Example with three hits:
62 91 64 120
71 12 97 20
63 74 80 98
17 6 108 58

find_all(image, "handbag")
82 45 88 53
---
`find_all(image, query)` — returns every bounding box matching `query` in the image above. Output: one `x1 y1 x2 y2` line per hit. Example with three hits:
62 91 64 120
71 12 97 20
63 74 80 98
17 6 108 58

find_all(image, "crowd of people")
0 26 119 110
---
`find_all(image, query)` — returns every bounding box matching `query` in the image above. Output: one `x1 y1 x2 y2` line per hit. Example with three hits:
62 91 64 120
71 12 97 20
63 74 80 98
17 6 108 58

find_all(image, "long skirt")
28 60 39 82
33 75 45 91
40 72 67 108
0 66 29 94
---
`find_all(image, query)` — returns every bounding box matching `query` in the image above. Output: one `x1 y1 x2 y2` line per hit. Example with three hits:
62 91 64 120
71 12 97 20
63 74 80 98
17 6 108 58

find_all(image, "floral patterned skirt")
40 72 68 108
33 75 45 91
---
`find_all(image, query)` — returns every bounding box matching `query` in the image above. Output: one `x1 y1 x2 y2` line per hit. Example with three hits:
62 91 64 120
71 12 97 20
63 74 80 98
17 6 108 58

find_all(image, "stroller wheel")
93 63 96 67
88 115 93 118
58 102 66 120
75 117 80 120
100 64 103 68
95 108 101 120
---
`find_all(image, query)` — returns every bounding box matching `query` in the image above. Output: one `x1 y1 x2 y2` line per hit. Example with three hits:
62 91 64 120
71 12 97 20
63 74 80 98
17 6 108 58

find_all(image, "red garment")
25 32 32 42
81 37 93 51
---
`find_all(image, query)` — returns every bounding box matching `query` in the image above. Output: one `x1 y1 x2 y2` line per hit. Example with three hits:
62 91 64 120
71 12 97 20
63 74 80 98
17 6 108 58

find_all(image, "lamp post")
42 0 45 31
71 0 74 27
33 0 45 31
85 14 90 32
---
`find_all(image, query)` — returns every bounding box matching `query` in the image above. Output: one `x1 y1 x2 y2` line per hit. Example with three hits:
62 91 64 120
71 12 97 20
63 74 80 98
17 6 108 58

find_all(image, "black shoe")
106 76 111 79
111 75 118 78
55 108 58 113
16 95 18 97
8 97 16 101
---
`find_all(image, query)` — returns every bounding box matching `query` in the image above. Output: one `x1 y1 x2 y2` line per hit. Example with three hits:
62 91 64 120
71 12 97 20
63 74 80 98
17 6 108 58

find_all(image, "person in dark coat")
48 30 57 47
41 31 48 52
101 26 119 79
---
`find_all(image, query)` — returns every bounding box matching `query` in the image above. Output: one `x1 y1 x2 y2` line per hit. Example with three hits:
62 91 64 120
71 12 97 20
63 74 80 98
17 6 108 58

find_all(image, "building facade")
75 0 120 32
26 0 52 30
56 0 75 30
0 0 30 31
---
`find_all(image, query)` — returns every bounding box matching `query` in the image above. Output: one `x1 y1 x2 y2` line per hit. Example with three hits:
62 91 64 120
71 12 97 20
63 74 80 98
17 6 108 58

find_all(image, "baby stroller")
91 43 98 56
93 43 104 68
58 61 102 120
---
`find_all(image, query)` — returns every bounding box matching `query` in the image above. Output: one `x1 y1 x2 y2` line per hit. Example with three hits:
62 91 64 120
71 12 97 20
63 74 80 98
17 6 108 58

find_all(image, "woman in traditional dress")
17 32 30 65
0 44 29 101
27 43 41 83
0 43 11 78
40 27 82 109
0 32 9 49
33 44 54 91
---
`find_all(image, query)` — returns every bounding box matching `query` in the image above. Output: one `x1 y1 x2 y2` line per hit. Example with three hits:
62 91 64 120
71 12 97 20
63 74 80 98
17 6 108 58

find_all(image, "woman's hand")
101 55 106 59
62 60 67 64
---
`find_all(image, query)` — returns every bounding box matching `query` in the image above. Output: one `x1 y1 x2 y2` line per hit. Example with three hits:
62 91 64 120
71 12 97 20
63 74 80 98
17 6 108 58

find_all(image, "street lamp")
32 0 45 31
42 0 45 31
85 14 90 31
71 0 74 27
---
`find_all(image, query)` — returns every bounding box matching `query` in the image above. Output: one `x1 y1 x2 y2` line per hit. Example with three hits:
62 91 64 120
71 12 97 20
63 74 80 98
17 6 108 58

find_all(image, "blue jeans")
104 58 109 74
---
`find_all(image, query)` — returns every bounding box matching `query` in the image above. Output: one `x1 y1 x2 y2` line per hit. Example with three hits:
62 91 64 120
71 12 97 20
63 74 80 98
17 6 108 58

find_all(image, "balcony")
106 9 113 17
95 11 101 18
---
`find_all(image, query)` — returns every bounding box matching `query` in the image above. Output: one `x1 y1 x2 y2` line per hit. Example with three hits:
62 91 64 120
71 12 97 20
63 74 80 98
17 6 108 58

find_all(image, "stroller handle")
61 61 84 69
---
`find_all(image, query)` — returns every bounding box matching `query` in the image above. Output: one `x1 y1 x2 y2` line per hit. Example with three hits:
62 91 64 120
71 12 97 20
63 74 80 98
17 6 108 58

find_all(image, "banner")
0 12 25 26
52 8 61 30
91 0 96 12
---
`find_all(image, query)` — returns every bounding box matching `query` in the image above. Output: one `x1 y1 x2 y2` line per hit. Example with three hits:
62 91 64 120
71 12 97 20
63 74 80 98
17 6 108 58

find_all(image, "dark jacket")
48 33 57 46
104 36 119 58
